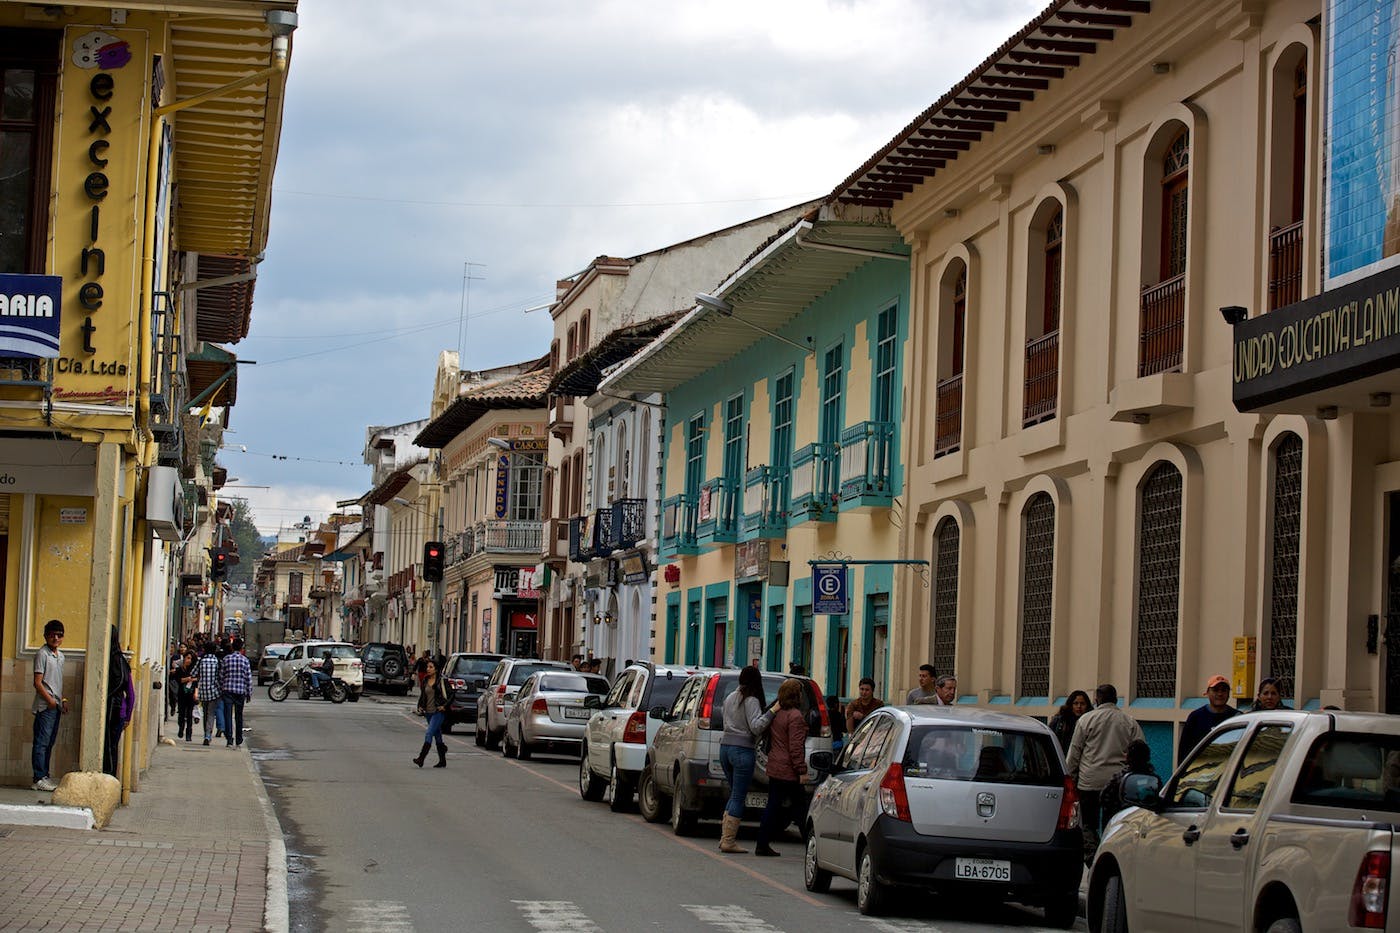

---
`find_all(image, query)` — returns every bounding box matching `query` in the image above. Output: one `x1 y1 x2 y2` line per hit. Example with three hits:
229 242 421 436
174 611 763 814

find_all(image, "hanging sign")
812 563 848 616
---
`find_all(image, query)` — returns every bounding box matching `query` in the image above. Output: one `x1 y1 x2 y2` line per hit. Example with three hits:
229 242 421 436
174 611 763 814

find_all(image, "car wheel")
856 846 890 916
608 761 635 813
1264 921 1301 933
517 732 533 760
1100 873 1129 933
637 768 669 823
381 657 404 679
803 831 832 893
1044 892 1078 929
503 729 518 758
474 721 486 747
484 725 502 751
670 794 697 836
578 748 606 802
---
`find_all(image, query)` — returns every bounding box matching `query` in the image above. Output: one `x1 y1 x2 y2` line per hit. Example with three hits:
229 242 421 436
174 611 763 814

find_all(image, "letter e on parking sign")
812 563 848 616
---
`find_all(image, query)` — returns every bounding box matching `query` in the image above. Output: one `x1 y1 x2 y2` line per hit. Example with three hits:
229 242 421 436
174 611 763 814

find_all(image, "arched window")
1140 126 1190 377
593 435 607 507
1161 132 1190 281
1268 47 1309 311
1019 493 1055 697
1268 434 1303 699
1135 462 1183 698
935 263 967 456
931 517 960 675
1025 202 1063 426
615 421 630 499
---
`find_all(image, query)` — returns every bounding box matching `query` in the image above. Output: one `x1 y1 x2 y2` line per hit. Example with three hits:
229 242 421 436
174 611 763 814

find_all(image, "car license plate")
954 858 1011 882
744 792 767 809
563 707 591 720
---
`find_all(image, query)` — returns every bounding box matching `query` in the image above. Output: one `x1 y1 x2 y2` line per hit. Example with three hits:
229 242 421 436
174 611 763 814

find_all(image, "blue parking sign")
812 563 848 616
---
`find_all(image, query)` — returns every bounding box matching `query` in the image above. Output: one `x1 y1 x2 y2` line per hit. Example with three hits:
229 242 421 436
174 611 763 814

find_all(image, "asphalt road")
247 690 1088 933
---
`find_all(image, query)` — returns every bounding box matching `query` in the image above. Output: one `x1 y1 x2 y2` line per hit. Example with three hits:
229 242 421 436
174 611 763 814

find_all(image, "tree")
223 497 264 586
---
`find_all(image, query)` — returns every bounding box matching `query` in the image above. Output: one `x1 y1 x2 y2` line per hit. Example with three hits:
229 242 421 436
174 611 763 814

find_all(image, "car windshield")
1292 732 1400 814
647 674 687 710
901 725 1062 786
508 663 562 686
263 647 289 659
449 657 500 678
311 645 358 660
537 673 609 694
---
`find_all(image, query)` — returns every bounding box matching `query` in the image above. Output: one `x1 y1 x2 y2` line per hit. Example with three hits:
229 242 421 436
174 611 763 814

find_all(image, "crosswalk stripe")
681 904 786 933
861 919 948 932
513 899 604 932
347 899 413 932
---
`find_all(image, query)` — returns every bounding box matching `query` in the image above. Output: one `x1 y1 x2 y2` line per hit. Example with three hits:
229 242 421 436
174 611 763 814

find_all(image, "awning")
415 367 551 448
548 311 685 398
186 342 238 408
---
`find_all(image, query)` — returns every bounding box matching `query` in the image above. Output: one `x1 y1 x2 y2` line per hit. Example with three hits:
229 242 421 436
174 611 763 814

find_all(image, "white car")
578 662 695 812
272 641 364 700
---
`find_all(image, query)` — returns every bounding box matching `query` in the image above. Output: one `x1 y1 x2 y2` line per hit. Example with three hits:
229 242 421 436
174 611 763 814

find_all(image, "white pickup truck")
1088 709 1399 933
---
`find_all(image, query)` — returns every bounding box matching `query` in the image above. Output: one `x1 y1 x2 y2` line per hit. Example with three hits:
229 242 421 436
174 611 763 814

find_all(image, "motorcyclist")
306 649 336 696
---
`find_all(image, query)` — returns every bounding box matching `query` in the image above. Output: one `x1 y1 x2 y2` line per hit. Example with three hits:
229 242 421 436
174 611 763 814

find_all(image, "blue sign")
812 563 848 616
0 274 62 358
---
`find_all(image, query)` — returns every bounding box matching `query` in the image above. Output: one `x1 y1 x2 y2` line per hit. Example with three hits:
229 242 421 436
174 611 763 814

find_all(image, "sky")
227 0 1046 534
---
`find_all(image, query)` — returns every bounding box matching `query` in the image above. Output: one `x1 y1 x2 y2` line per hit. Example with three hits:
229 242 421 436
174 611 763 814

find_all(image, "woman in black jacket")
1049 690 1090 754
413 658 451 768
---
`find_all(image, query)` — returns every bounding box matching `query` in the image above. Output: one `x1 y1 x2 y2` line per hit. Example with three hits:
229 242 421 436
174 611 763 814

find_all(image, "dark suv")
441 652 506 732
360 643 411 694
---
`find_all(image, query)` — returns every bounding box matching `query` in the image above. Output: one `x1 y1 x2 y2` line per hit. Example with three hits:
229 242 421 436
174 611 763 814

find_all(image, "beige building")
832 0 1342 766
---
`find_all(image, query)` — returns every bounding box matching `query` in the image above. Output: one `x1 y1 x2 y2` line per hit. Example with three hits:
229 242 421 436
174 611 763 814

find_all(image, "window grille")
1019 493 1055 697
1269 435 1302 699
932 517 960 676
1135 462 1183 698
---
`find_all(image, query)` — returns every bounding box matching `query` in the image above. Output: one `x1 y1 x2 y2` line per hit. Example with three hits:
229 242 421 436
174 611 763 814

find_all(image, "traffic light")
423 540 444 582
209 547 228 581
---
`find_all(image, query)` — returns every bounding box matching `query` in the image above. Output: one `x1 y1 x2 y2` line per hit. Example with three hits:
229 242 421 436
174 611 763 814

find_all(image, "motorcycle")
267 666 348 704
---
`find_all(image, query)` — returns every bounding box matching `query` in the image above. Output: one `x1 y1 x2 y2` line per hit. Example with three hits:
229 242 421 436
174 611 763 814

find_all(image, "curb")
244 750 288 933
0 802 94 830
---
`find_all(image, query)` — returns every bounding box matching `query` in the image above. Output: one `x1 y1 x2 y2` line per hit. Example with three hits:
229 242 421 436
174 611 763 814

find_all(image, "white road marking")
862 919 948 932
681 904 786 932
347 899 413 932
513 899 604 932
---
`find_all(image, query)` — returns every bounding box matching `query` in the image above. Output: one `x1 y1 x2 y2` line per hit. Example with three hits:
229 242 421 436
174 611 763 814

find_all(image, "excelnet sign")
0 273 62 358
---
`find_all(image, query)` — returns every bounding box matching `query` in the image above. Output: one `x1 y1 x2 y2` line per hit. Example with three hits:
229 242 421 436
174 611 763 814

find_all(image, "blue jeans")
720 744 757 819
33 706 60 782
200 699 221 740
423 712 445 745
222 695 245 746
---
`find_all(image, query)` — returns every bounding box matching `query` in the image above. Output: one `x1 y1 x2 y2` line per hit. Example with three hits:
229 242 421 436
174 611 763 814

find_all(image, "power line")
229 449 362 467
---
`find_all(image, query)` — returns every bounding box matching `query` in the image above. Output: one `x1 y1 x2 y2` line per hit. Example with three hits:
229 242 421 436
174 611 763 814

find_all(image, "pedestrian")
31 619 68 792
413 657 450 768
167 641 184 716
195 642 223 745
414 649 430 686
845 677 883 734
571 654 585 671
718 666 775 854
1101 739 1162 819
1066 683 1144 864
1049 689 1092 754
754 679 808 857
218 638 253 748
787 662 806 676
174 650 198 741
906 663 937 704
1250 677 1288 712
826 694 846 755
103 627 135 776
1178 674 1240 759
933 674 958 706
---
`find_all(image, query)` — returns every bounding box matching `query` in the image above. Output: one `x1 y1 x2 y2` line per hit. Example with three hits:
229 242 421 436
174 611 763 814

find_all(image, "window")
873 306 897 424
592 436 607 507
1268 49 1308 311
723 393 744 489
685 414 704 499
1223 724 1293 811
579 311 590 353
0 32 59 275
1024 203 1063 426
508 452 544 522
1136 462 1183 699
1269 434 1302 699
1042 207 1063 335
820 343 844 446
1160 131 1190 281
1292 733 1400 812
902 725 1062 786
1140 126 1190 376
931 517 960 676
839 714 883 771
1018 493 1055 698
771 369 794 511
951 270 967 377
603 671 633 709
935 264 967 456
566 324 578 361
616 422 630 499
855 716 895 770
549 340 560 374
1167 725 1246 809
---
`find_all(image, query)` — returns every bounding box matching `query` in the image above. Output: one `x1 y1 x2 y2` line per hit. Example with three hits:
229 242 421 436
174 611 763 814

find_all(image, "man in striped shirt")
218 638 253 748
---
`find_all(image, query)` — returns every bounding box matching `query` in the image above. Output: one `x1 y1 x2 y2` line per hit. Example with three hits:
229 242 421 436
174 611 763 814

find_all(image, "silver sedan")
503 671 610 760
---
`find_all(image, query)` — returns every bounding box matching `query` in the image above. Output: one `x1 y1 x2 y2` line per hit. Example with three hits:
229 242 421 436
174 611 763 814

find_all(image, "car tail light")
623 710 648 744
1057 777 1081 830
1350 851 1390 928
813 690 832 738
531 698 549 715
496 684 507 697
878 763 912 822
696 676 720 730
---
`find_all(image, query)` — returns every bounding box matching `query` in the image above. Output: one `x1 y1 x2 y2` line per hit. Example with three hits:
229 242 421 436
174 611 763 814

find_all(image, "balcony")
660 494 699 557
473 520 543 555
1022 330 1059 427
742 466 787 539
1138 273 1185 377
839 421 894 510
696 477 739 544
593 506 617 553
790 442 837 523
549 395 575 441
610 498 647 550
1269 220 1303 312
568 515 595 563
446 528 474 566
934 374 963 457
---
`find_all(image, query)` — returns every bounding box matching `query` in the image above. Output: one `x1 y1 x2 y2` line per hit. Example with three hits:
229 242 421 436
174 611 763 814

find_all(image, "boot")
413 743 430 767
719 813 747 853
433 743 447 768
754 842 780 857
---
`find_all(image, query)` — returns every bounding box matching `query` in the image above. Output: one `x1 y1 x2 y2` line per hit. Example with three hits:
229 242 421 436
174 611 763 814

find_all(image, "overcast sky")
228 0 1045 534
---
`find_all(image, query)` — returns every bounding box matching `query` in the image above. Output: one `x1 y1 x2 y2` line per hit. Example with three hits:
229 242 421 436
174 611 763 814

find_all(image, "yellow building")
0 1 297 791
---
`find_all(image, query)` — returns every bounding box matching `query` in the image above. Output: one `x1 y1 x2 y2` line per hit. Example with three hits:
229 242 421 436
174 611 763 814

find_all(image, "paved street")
252 692 1086 933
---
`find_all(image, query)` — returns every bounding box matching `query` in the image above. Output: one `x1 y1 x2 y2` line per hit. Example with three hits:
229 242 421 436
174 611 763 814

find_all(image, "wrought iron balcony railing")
1138 273 1185 377
934 374 963 457
1022 329 1059 427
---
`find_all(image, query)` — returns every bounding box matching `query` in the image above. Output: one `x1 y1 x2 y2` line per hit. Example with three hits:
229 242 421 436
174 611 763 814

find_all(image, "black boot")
754 843 780 857
433 743 447 768
413 743 430 767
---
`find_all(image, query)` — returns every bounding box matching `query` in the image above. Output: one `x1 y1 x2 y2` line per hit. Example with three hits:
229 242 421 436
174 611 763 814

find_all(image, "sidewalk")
0 738 286 933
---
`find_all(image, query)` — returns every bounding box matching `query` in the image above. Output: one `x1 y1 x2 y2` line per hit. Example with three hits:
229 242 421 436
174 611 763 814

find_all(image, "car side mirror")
648 704 667 720
584 695 601 709
809 751 834 774
1121 773 1163 809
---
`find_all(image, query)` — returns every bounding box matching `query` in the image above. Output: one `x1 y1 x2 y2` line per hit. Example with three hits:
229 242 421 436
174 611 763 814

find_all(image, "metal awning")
186 342 238 407
602 217 907 395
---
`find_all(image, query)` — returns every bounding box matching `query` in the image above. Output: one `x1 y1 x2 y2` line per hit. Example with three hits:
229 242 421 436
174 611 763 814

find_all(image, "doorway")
1387 492 1400 714
512 629 537 658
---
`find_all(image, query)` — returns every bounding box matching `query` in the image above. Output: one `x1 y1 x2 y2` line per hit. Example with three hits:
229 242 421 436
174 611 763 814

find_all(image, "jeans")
423 711 445 745
720 744 757 819
1079 788 1103 863
33 706 60 782
756 776 803 846
222 695 245 746
200 699 222 740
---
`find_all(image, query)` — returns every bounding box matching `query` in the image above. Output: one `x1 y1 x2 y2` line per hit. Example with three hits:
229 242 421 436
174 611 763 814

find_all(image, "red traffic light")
423 540 445 582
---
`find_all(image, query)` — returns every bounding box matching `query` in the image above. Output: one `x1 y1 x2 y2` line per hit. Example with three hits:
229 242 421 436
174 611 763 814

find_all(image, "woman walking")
718 666 775 854
1049 689 1091 754
413 658 450 768
755 679 808 857
174 650 198 742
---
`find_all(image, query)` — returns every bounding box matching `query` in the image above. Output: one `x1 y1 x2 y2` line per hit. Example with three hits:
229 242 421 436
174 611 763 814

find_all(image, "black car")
361 642 411 694
441 652 506 732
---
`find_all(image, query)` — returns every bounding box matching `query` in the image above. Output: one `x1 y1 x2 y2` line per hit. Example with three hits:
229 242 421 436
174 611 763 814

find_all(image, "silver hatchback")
804 705 1083 922
502 670 610 760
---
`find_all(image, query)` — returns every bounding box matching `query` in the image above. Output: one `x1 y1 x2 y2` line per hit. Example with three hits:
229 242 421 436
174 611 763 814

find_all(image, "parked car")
441 652 505 733
578 662 695 813
1088 709 1400 933
639 669 832 835
360 642 411 694
474 657 571 749
256 643 293 686
503 670 611 760
272 641 365 701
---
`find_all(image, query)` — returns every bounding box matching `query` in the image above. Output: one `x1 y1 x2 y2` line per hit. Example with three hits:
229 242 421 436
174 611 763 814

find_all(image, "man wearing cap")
1178 674 1240 760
